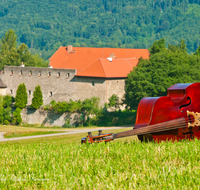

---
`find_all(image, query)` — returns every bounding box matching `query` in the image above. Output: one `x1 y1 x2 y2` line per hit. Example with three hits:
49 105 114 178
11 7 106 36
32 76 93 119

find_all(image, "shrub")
108 94 120 108
31 85 43 109
3 95 13 107
15 83 27 109
4 120 9 125
12 108 22 125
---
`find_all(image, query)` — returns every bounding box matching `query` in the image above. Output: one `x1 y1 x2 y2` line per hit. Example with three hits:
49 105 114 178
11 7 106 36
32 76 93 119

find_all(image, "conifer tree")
31 85 43 109
15 83 28 109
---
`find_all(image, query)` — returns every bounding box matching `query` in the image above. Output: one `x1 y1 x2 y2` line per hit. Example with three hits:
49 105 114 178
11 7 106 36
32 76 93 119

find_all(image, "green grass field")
0 129 200 189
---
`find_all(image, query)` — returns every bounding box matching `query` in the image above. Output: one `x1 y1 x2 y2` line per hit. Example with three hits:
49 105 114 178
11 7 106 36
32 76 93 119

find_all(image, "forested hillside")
1 0 200 59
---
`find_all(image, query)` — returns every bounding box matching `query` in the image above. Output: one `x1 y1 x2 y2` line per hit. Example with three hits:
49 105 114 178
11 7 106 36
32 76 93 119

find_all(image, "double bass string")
115 117 195 138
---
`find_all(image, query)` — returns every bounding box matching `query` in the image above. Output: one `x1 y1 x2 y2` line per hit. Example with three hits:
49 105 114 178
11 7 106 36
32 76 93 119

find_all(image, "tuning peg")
98 130 102 135
88 131 92 136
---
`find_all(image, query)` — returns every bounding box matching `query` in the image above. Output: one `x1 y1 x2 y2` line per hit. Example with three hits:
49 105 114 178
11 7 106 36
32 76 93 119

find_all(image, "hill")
1 0 200 59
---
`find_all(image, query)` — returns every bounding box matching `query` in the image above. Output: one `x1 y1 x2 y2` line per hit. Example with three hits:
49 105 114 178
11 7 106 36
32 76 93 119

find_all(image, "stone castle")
0 46 150 106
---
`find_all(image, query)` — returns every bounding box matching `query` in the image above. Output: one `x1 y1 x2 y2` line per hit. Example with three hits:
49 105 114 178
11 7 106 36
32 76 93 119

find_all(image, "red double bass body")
135 83 200 141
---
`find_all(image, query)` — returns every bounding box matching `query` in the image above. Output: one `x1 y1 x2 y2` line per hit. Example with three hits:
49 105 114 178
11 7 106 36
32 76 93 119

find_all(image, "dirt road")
0 127 130 142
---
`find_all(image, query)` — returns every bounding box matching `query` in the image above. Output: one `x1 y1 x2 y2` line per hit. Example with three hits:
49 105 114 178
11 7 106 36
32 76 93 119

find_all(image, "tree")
15 83 28 109
149 38 166 55
0 29 19 70
0 30 48 70
0 96 4 124
194 46 200 55
108 94 120 108
82 97 100 125
124 41 200 110
31 85 43 109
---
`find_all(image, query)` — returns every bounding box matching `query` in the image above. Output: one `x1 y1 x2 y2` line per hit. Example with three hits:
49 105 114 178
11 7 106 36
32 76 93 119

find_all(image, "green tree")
194 46 200 55
124 41 200 110
82 97 100 125
31 85 43 109
108 94 120 108
3 95 13 107
0 96 4 123
149 39 166 55
15 83 28 109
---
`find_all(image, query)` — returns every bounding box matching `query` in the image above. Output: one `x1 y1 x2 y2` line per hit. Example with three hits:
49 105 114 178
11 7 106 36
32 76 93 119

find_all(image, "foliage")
149 38 166 55
15 83 28 109
3 120 9 125
124 39 200 110
0 29 48 70
31 85 43 109
194 46 200 55
12 107 22 125
0 95 4 123
3 106 12 122
3 95 13 107
1 1 200 59
108 94 120 108
94 110 136 126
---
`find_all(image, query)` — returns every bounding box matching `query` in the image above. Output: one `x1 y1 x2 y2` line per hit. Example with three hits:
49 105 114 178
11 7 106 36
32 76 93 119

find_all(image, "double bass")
81 83 200 143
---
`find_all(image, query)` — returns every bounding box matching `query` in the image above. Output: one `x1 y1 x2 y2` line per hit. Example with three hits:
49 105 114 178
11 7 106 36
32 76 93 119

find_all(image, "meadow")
0 129 200 189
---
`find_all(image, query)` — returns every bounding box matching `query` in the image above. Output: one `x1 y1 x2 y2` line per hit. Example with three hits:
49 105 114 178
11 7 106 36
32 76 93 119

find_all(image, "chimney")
110 53 117 59
20 62 25 67
67 45 73 53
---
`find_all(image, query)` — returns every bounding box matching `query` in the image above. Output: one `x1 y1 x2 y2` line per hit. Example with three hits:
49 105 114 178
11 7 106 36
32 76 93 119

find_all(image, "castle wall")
1 66 126 106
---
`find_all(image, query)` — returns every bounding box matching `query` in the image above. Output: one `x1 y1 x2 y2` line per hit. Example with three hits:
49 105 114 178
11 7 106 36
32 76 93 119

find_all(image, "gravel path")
0 127 131 142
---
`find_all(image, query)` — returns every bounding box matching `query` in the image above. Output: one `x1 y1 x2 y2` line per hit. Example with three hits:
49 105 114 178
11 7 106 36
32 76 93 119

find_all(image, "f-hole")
179 97 191 113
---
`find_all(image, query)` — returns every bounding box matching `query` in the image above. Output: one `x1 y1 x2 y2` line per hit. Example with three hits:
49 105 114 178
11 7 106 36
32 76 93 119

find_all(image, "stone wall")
21 108 81 127
1 66 126 106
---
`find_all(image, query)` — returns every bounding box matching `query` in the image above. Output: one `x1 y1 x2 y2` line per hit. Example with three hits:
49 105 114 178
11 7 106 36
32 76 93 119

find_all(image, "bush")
3 120 9 125
12 108 22 125
108 94 120 108
15 83 27 109
31 85 43 109
3 95 13 107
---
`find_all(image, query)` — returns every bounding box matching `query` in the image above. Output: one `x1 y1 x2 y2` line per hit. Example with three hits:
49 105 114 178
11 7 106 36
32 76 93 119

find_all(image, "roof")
49 46 150 78
0 78 7 88
75 58 138 78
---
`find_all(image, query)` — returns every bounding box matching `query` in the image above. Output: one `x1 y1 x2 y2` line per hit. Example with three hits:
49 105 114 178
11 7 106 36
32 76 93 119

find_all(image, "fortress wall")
2 66 126 107
106 79 126 102
2 66 76 105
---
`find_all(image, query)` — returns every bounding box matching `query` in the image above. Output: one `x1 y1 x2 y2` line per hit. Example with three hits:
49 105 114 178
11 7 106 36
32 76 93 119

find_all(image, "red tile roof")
49 47 149 78
75 58 138 78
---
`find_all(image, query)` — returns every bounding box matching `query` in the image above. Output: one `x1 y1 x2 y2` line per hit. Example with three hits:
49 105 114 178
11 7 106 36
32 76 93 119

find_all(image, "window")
67 73 70 78
20 70 22 76
10 70 13 76
57 72 60 78
92 81 95 86
39 71 41 77
29 71 32 76
29 90 31 95
48 72 51 77
10 90 13 94
50 92 52 97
